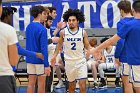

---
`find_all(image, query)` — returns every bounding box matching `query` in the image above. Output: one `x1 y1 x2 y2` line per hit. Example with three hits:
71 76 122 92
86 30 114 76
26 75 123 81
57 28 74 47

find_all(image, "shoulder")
0 22 16 31
0 22 16 35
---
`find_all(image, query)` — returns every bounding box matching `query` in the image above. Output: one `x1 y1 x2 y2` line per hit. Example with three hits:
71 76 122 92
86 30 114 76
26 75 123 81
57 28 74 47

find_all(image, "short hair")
1 7 17 21
46 15 53 21
0 0 2 5
48 6 56 13
31 5 45 18
89 38 97 47
100 37 109 43
133 0 140 13
63 9 85 23
117 1 131 13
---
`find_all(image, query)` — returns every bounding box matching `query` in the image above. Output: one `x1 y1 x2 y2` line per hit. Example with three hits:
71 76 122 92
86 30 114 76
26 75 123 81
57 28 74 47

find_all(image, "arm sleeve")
16 42 36 57
114 39 125 58
8 27 18 45
40 28 49 67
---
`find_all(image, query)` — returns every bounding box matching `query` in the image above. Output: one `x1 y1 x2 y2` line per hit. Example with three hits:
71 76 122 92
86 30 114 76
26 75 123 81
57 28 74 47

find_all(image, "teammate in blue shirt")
0 7 44 71
91 1 140 93
115 1 133 93
26 6 51 93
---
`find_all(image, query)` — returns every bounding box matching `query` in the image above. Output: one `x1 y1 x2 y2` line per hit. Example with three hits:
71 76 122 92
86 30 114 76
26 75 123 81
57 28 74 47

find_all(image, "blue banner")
3 0 133 31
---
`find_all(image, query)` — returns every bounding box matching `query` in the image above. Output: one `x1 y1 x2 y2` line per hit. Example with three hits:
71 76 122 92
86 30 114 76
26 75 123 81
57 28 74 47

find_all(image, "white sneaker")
55 80 65 88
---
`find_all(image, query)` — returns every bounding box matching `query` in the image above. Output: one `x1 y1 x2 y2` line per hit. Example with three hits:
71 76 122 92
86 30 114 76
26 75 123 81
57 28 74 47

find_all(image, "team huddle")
0 0 140 93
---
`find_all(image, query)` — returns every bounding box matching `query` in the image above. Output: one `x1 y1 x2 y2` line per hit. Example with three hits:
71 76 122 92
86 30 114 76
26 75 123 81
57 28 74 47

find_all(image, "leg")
69 81 76 93
98 63 106 79
134 87 140 93
46 66 54 92
98 63 106 88
91 61 99 82
38 75 46 93
122 76 133 93
79 79 86 93
27 75 37 93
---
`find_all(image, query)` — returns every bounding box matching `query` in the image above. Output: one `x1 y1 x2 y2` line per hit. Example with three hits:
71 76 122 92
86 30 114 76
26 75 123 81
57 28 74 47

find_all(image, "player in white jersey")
98 38 120 88
51 9 91 93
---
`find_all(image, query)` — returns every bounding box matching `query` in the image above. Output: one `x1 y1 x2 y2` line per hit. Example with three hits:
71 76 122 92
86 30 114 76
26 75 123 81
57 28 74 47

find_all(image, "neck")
33 17 41 22
70 26 78 32
123 13 132 18
134 13 140 19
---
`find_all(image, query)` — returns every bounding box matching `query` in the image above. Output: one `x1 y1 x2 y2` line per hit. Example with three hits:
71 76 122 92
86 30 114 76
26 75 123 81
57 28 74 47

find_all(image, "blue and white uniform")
117 18 140 87
115 17 134 76
63 27 87 82
98 46 120 78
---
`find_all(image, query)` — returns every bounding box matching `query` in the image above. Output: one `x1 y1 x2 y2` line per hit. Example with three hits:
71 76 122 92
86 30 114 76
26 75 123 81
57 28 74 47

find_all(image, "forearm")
17 43 36 57
96 34 120 51
8 44 19 66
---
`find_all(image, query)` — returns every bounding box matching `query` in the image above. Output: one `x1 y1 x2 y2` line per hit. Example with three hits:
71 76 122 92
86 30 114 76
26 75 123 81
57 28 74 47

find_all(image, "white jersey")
63 27 85 62
103 46 116 63
46 28 51 39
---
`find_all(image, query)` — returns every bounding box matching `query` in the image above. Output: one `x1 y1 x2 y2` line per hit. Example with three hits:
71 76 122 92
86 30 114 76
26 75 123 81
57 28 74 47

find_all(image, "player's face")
0 5 2 17
50 10 57 19
41 11 48 22
68 16 79 29
45 20 53 28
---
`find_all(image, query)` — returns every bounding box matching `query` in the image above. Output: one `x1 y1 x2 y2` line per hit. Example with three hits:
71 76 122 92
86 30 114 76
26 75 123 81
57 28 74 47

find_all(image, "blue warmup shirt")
12 42 36 71
117 19 140 65
16 42 36 57
26 22 49 67
115 17 134 62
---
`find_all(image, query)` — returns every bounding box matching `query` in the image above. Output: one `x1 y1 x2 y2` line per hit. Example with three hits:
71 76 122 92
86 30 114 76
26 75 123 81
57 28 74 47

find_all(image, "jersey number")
108 58 113 63
71 42 76 50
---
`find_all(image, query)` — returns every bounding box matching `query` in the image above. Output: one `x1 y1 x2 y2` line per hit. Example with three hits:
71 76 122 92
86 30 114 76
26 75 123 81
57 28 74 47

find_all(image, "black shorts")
0 76 17 93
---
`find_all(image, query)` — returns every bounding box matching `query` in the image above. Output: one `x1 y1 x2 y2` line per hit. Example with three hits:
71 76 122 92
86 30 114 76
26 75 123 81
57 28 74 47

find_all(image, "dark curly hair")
63 9 85 23
31 5 45 18
1 7 17 21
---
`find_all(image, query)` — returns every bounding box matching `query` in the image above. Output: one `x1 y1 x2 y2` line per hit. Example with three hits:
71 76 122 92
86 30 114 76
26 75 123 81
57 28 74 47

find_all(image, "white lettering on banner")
22 6 32 31
100 1 120 28
36 3 52 7
78 1 96 28
12 5 32 31
61 2 70 21
12 6 20 31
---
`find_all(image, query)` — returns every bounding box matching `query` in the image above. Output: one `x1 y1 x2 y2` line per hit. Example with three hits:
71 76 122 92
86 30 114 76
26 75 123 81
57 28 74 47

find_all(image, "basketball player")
91 1 140 93
26 5 51 93
0 0 19 92
51 9 90 93
98 38 120 88
115 1 133 93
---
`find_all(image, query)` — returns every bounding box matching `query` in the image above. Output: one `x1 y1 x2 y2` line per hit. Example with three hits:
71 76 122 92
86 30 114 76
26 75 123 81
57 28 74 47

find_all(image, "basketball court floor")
17 86 123 93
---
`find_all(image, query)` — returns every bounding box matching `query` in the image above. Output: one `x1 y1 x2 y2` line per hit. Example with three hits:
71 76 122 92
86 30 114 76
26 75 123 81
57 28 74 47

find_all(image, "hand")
57 21 66 29
52 37 59 43
50 56 56 67
45 67 51 76
115 58 121 67
90 48 102 60
36 53 44 60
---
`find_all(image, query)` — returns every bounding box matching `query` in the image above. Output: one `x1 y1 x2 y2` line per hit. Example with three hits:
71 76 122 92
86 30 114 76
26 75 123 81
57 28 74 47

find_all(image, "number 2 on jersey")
71 42 76 50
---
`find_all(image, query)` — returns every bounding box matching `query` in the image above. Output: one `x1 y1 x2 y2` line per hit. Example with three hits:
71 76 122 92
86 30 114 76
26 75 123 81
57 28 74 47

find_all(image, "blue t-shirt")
115 17 134 62
26 22 49 67
117 18 140 65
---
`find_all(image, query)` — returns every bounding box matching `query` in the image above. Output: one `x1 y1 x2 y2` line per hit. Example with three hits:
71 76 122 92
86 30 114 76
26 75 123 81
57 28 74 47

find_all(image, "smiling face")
68 16 79 30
